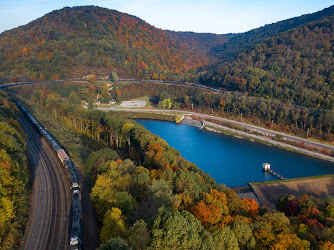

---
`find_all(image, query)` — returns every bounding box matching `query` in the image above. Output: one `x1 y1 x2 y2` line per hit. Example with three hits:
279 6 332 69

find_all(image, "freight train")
14 100 82 249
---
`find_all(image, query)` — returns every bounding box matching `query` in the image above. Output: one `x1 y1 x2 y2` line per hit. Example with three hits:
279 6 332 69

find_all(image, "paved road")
20 114 70 250
97 107 334 152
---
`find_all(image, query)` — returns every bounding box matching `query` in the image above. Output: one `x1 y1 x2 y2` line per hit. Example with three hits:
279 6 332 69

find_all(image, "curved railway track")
20 114 70 250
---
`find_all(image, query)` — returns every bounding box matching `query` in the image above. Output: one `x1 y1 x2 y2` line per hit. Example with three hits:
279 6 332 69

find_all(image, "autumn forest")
1 4 334 250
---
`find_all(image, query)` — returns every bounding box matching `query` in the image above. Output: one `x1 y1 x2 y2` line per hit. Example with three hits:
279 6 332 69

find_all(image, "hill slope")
211 5 334 61
167 31 234 55
200 6 334 110
0 6 229 83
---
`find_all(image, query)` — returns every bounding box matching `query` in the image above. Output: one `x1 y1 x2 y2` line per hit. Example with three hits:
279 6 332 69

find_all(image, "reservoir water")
137 119 334 187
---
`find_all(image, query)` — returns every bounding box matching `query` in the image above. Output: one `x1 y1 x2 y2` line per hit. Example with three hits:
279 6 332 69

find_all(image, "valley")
1 3 334 250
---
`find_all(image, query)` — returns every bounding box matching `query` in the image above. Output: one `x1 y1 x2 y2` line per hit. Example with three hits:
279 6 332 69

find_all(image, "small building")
93 100 101 105
109 100 116 105
262 163 271 171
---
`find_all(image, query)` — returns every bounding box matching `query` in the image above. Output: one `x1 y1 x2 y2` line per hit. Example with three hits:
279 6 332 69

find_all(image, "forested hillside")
0 6 229 83
200 8 334 110
0 91 29 248
210 5 334 61
167 31 234 55
10 83 334 249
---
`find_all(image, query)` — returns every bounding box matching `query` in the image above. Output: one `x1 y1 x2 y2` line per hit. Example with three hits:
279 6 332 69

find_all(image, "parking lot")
119 100 147 108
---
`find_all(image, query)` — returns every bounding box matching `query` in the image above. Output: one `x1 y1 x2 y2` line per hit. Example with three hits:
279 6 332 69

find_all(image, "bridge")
268 169 286 180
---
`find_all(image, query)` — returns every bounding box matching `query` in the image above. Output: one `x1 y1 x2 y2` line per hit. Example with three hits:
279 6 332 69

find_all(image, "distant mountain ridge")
1 3 334 91
167 31 235 55
0 6 230 83
200 5 334 109
211 5 334 61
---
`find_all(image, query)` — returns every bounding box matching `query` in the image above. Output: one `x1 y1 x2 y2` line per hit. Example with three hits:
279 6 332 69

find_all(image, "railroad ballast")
14 100 83 249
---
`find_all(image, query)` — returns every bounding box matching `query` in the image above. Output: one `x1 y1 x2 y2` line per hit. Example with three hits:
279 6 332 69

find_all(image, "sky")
0 0 333 34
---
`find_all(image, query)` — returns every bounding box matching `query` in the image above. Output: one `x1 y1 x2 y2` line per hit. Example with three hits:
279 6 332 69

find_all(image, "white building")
262 163 271 171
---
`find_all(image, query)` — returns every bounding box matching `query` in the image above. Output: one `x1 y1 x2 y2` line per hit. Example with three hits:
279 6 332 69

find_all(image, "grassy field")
114 81 136 86
251 174 334 186
251 174 334 208
114 111 175 122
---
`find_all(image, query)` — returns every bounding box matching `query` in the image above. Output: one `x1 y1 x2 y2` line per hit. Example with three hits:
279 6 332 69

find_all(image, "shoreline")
201 121 334 163
99 108 334 163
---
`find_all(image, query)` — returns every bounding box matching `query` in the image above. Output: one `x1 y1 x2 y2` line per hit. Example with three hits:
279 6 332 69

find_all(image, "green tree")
232 221 255 249
157 101 165 109
163 98 172 109
150 207 213 249
106 116 123 151
121 123 134 155
100 207 128 243
114 192 134 217
324 204 334 218
0 197 15 242
88 98 94 110
159 91 169 102
212 226 239 250
68 91 82 106
110 71 118 82
129 220 150 250
84 148 119 177
98 236 130 250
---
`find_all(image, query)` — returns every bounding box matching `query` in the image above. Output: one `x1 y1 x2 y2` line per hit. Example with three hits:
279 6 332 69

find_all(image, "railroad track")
20 114 70 250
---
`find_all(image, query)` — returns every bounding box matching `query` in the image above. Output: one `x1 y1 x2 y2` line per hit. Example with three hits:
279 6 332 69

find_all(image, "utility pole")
272 119 274 128
191 103 193 111
240 113 243 122
307 128 310 138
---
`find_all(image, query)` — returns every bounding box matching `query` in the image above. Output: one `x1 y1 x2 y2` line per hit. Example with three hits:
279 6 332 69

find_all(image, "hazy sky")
0 0 333 34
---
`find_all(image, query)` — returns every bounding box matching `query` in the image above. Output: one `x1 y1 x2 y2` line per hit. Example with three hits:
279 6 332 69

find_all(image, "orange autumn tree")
190 201 223 227
241 198 259 217
190 189 229 231
145 143 167 169
88 75 97 84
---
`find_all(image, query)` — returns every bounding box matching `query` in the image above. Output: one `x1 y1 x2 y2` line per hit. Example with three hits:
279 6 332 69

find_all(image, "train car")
64 159 73 172
57 149 69 164
70 170 79 189
69 212 82 248
50 140 61 152
72 189 82 214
